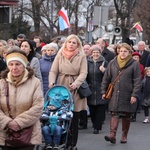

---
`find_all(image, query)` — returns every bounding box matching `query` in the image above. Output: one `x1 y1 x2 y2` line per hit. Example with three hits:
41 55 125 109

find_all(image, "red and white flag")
58 7 70 31
130 22 143 32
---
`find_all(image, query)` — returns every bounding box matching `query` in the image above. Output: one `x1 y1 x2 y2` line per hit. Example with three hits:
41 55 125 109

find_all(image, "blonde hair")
120 43 132 53
60 34 83 52
0 46 9 57
145 67 150 75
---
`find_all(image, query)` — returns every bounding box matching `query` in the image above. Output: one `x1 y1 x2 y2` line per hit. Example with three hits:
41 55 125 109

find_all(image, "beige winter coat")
49 50 87 112
0 71 44 146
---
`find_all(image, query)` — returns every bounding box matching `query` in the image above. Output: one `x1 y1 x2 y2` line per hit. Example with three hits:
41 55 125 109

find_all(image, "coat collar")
6 69 29 86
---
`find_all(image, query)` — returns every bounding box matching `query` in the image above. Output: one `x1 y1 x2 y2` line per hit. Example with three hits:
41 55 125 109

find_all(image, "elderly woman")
86 44 108 134
0 49 44 150
101 43 141 144
39 42 58 96
49 34 87 149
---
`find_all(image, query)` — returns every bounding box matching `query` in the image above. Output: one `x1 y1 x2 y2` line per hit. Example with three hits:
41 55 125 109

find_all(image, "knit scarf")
7 69 28 86
61 48 79 59
117 54 132 69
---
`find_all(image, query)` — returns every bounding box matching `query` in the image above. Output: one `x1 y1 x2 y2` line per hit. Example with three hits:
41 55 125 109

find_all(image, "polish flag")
58 7 70 31
130 22 143 32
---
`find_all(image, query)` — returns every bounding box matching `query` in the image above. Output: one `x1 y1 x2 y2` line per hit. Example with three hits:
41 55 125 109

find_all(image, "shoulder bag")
78 80 92 99
5 82 33 147
105 69 124 100
72 77 92 99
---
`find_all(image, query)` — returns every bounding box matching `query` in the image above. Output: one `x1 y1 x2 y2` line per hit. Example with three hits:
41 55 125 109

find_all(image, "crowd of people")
0 33 150 150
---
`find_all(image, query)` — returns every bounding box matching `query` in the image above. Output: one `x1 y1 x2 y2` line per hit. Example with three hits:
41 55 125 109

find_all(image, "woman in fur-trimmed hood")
0 49 44 150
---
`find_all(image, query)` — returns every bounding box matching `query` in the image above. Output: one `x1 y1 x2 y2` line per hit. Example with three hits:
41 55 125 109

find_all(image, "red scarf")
62 48 79 59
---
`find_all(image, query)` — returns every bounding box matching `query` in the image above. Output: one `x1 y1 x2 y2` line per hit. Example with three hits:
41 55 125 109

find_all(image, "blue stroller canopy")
44 85 73 110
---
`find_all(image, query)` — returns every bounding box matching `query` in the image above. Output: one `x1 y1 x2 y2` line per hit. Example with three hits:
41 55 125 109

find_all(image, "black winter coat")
87 56 108 106
0 57 6 74
101 48 115 63
101 57 141 113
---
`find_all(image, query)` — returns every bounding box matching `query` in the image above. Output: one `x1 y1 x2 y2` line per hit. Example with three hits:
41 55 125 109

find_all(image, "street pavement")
77 110 150 150
1 110 150 150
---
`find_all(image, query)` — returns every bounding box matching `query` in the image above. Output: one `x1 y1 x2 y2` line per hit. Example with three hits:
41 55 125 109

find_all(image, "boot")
120 118 130 143
104 115 119 144
79 110 88 129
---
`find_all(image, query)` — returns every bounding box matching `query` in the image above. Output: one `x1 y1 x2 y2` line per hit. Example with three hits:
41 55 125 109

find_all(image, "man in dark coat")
96 38 115 63
137 41 149 67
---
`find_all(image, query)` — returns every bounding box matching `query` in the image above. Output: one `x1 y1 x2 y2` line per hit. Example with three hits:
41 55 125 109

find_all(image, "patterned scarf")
117 54 132 69
61 48 79 59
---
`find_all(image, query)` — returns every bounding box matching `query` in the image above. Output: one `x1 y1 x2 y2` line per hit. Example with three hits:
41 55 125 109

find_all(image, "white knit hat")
6 52 28 67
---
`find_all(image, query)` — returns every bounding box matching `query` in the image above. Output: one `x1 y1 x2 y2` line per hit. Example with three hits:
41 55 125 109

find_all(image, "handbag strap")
5 82 12 118
112 69 125 85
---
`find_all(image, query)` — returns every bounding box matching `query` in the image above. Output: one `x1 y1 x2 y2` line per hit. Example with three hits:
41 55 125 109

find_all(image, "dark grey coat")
87 56 108 105
101 57 141 113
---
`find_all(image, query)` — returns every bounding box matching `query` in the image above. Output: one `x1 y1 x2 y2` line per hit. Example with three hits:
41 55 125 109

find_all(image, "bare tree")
113 0 138 42
132 0 150 43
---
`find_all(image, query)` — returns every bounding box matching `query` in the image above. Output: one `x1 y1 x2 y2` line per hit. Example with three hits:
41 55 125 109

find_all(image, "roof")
0 0 19 6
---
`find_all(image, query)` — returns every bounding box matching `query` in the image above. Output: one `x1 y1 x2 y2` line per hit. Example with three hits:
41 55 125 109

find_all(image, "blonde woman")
49 34 87 149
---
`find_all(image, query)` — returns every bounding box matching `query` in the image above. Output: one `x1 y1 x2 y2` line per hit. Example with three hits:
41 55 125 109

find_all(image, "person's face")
132 55 140 62
42 50 46 57
33 39 41 48
49 105 56 110
138 43 145 51
96 39 105 50
66 38 78 51
17 38 24 46
7 41 13 47
146 70 150 77
3 51 7 59
92 50 101 60
83 45 91 57
119 47 130 59
20 41 31 55
8 60 25 77
46 47 57 56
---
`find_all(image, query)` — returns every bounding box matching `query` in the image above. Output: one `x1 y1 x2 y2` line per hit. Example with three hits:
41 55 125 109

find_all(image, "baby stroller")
36 85 74 150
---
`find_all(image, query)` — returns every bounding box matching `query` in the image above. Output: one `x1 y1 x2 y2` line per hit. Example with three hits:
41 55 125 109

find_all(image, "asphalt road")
1 110 149 150
77 110 150 150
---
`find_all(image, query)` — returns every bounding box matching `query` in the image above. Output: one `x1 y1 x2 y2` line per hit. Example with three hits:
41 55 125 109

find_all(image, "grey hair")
41 44 50 51
41 42 59 51
47 42 59 51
